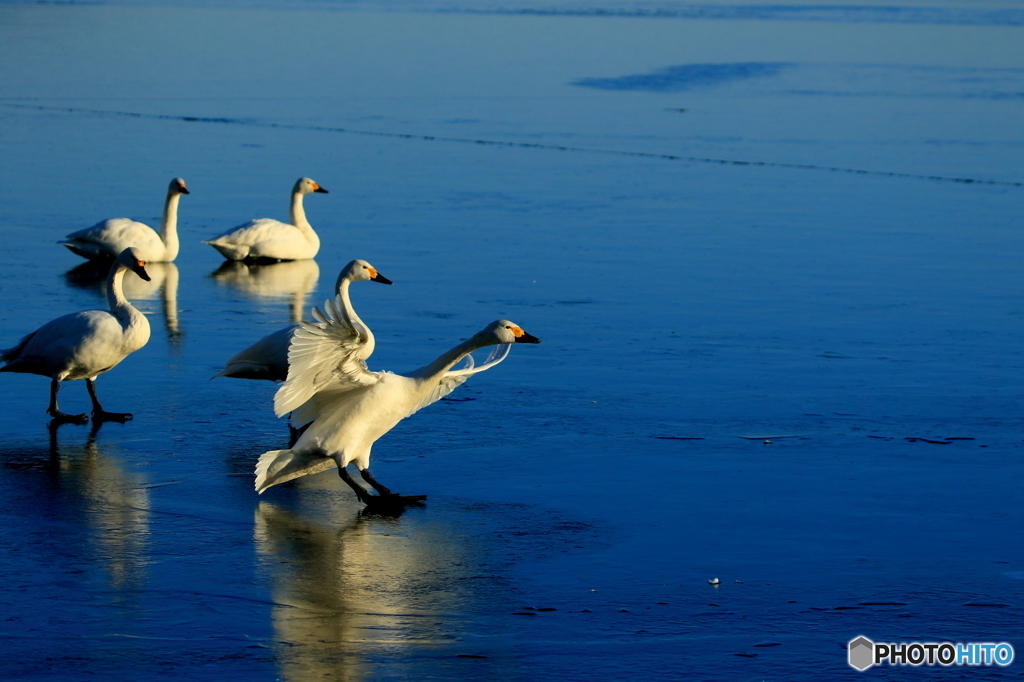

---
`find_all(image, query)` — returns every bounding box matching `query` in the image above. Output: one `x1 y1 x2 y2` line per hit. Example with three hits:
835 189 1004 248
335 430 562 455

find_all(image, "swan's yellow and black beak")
312 183 328 194
177 182 189 194
369 268 393 285
133 261 152 282
511 327 541 344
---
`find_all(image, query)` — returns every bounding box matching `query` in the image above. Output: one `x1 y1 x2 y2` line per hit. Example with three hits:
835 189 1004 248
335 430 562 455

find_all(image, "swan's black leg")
86 378 132 422
288 420 311 448
359 468 393 496
360 468 427 507
47 378 88 424
337 465 377 505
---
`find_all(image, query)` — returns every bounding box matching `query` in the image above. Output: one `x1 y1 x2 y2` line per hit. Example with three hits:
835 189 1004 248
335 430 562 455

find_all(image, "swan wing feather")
273 296 379 417
406 344 512 416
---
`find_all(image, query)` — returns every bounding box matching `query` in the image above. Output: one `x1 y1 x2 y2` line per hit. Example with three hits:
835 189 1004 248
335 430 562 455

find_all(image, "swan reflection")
209 259 320 324
63 260 182 339
46 421 152 593
254 495 466 681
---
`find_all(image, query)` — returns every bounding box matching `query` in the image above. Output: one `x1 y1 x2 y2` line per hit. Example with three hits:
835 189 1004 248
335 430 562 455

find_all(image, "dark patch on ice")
573 62 789 92
904 437 952 444
653 435 704 440
754 642 781 647
963 602 1008 607
859 602 907 606
738 435 799 440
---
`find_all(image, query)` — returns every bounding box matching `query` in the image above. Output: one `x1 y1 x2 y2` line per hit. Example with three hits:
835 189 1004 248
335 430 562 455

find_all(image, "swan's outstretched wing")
406 343 511 417
274 296 378 417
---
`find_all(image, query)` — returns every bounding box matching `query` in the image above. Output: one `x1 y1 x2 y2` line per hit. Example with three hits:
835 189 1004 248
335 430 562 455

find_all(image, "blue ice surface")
0 0 1021 680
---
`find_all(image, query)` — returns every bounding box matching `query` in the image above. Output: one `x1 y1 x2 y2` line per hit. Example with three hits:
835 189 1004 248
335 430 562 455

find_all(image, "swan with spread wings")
214 259 392 382
255 309 540 507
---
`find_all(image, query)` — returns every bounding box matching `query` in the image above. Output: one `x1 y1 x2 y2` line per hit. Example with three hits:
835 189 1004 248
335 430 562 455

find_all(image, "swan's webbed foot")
363 493 427 512
358 468 426 508
85 379 131 423
92 410 133 423
380 493 427 505
47 409 88 425
338 466 427 508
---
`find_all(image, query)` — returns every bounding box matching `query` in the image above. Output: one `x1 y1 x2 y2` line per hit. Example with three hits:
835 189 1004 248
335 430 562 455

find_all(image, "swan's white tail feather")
254 448 337 493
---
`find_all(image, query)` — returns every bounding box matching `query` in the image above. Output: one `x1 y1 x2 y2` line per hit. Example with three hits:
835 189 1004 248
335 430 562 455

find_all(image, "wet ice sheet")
0 1 1022 680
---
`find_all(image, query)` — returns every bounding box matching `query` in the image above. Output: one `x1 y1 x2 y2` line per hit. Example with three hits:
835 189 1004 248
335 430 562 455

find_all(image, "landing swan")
204 177 328 261
214 259 393 381
60 178 189 262
255 319 541 506
0 248 152 423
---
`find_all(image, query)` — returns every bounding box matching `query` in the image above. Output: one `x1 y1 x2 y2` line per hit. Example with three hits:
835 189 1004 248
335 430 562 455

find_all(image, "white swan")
255 319 541 506
0 248 152 423
204 177 328 261
214 259 393 381
60 178 189 262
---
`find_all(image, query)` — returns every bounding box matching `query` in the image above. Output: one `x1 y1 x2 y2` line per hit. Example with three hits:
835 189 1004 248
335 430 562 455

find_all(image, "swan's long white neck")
412 335 488 383
336 277 375 354
160 190 182 260
289 190 320 250
106 263 133 316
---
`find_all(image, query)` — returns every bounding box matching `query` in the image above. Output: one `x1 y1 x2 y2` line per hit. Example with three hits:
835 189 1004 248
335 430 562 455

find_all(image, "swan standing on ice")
204 177 328 261
0 248 152 423
214 259 393 381
60 178 189 262
255 318 540 507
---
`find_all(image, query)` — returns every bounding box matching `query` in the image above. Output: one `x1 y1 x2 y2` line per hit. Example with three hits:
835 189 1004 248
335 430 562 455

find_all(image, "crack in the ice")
3 103 1021 188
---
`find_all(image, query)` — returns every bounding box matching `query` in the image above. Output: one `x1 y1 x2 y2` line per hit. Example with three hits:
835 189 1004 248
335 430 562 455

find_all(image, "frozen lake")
0 0 1021 679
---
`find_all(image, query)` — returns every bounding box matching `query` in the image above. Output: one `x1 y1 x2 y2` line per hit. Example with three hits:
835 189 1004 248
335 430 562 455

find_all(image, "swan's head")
117 247 152 282
480 320 541 345
339 259 393 287
169 177 189 195
294 177 329 195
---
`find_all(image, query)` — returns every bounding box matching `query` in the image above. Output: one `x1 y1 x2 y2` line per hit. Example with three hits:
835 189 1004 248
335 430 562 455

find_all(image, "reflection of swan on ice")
254 500 465 680
46 420 152 592
209 259 320 324
62 261 182 339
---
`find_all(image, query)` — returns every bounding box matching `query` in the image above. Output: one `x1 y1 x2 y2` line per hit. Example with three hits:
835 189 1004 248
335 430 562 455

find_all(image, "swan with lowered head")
255 318 540 507
204 177 328 261
60 178 189 262
0 247 152 423
214 259 393 381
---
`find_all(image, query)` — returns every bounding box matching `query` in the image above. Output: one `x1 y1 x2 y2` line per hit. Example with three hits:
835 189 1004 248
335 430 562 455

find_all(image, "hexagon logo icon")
849 636 874 671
